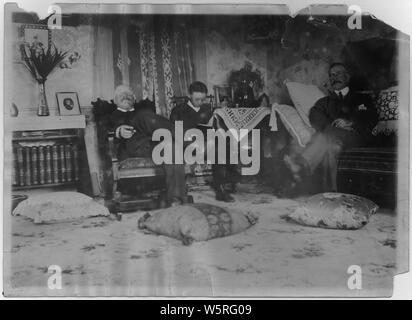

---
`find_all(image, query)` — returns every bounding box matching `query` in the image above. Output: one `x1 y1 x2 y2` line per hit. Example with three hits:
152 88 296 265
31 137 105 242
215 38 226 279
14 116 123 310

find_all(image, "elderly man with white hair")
109 85 190 207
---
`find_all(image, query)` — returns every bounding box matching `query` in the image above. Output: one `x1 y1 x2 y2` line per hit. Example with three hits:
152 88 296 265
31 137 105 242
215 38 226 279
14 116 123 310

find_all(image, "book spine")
60 144 66 183
38 146 45 185
12 145 18 186
65 144 73 182
24 147 32 186
31 146 38 185
73 144 79 181
17 146 24 186
45 145 53 184
52 145 60 183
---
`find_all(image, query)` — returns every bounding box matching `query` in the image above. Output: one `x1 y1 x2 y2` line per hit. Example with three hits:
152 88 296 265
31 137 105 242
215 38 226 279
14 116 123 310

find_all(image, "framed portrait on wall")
17 24 52 62
56 92 81 116
21 24 51 49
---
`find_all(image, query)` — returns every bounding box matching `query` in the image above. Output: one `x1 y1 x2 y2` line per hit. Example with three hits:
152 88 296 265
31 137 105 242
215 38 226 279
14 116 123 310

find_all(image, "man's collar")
334 86 349 97
117 107 135 112
187 100 200 112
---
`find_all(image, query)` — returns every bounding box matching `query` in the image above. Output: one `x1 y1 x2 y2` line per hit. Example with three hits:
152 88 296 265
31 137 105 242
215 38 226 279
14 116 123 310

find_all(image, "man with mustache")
110 85 190 207
284 63 378 192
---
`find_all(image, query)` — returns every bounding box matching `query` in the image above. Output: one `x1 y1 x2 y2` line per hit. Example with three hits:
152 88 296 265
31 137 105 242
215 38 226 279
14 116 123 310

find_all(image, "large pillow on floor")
12 192 110 223
138 203 258 245
282 193 378 230
285 81 326 127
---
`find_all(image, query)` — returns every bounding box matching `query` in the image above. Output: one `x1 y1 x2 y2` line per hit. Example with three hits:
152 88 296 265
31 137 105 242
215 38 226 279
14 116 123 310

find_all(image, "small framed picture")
56 92 81 116
21 24 51 49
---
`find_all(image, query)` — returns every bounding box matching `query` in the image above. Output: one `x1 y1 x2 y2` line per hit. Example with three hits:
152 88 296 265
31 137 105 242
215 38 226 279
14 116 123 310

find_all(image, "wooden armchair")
107 130 164 211
92 97 213 212
92 98 164 212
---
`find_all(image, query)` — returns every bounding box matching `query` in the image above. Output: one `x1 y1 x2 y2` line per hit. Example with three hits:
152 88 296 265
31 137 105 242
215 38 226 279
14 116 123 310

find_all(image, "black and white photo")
2 2 410 299
56 92 81 115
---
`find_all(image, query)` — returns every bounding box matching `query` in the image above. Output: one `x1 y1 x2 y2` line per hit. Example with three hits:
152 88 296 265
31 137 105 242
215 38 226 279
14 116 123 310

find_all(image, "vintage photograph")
56 92 81 115
2 3 409 297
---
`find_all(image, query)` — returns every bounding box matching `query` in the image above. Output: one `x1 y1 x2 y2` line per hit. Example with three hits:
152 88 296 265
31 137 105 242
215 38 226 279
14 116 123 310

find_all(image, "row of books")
12 143 80 187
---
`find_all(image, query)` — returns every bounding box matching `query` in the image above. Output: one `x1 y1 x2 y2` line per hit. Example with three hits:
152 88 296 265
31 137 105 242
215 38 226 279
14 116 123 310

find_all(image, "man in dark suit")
170 81 238 202
110 85 189 207
284 63 378 191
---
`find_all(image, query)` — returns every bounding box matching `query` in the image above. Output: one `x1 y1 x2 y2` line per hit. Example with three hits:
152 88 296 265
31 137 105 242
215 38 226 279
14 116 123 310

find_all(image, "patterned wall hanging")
134 16 196 117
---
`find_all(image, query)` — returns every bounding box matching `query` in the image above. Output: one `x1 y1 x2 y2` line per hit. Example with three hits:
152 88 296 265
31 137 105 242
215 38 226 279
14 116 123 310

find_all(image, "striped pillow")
272 103 315 147
285 82 326 127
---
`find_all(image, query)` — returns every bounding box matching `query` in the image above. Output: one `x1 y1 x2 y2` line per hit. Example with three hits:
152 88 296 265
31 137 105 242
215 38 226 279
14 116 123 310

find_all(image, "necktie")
338 92 344 100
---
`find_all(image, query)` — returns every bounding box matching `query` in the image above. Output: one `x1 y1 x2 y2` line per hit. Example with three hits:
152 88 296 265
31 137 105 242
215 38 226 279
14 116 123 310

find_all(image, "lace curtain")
113 16 195 117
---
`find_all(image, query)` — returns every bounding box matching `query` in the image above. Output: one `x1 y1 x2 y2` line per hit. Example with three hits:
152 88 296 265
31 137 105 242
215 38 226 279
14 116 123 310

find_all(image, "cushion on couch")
285 81 326 127
272 103 315 147
282 192 379 229
372 86 398 136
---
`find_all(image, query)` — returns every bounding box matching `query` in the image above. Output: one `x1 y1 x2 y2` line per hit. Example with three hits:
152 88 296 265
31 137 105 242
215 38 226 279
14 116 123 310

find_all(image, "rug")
4 187 398 297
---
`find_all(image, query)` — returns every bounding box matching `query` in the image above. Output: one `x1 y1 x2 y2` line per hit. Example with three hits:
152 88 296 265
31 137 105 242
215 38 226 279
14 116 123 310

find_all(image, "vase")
37 80 49 116
10 103 19 117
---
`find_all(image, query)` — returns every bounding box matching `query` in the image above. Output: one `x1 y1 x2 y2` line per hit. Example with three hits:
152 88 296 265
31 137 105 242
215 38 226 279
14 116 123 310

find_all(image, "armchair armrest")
107 131 118 162
107 130 119 180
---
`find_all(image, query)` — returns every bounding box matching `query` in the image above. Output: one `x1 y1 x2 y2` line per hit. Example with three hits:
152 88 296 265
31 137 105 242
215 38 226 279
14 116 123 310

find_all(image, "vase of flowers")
37 78 49 116
20 40 67 116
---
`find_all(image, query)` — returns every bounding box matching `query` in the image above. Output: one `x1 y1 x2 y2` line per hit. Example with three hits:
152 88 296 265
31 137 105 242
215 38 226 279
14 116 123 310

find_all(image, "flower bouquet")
20 40 68 116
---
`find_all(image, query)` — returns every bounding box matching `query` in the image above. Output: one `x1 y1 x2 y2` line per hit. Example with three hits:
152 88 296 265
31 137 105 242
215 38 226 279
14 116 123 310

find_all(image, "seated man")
110 85 190 207
170 81 239 202
284 63 378 192
169 81 213 133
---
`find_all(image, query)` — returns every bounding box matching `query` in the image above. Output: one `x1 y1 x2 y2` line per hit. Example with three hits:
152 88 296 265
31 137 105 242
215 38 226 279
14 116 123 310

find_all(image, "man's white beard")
119 100 133 110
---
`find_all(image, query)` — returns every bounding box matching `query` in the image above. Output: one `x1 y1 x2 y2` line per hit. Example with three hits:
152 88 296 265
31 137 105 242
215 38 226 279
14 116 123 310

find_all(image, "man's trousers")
301 126 364 191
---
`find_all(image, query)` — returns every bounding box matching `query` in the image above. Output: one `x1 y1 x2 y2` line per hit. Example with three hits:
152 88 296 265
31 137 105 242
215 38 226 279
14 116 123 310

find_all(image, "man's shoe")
215 185 235 202
224 182 237 194
168 197 183 207
181 195 194 204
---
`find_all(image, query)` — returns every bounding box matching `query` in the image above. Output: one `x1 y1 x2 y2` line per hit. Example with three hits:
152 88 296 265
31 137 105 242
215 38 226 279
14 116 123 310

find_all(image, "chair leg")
112 180 119 200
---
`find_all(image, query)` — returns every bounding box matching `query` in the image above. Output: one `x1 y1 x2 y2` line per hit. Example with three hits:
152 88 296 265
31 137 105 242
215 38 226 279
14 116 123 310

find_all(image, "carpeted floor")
4 184 397 297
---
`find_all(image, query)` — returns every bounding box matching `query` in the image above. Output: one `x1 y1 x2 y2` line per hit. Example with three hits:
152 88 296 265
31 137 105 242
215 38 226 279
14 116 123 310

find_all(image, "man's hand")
118 125 135 139
332 118 354 131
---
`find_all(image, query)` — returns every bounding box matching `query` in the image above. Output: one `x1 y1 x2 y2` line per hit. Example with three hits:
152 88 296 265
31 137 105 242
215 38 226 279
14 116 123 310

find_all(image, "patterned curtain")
136 17 195 117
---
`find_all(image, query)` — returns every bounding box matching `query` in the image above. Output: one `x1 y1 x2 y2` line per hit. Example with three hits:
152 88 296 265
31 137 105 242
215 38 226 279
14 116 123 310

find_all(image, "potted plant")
20 40 68 116
228 61 264 108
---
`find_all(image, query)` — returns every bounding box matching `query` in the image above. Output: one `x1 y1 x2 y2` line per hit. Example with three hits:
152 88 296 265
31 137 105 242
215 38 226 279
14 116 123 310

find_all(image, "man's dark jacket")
169 101 213 133
107 100 173 161
309 90 378 140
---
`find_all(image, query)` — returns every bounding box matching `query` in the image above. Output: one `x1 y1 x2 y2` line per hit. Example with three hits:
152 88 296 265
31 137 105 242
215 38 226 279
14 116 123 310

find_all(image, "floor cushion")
12 192 110 223
282 193 379 229
138 203 258 245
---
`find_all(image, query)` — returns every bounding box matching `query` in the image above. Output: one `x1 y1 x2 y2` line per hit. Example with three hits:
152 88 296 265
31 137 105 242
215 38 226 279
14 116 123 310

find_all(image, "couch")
272 82 398 207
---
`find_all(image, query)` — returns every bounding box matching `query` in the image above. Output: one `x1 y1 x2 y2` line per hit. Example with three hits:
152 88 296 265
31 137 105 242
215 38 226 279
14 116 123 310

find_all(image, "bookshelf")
10 115 86 191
